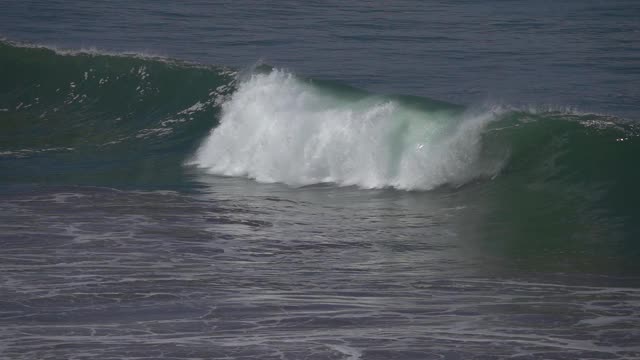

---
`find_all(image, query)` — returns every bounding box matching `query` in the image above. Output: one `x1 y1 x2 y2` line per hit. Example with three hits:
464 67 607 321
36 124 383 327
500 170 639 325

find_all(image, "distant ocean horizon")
2 1 640 359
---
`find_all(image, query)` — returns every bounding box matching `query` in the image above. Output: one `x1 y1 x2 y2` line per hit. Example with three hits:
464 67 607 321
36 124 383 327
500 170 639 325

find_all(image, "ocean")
1 1 640 359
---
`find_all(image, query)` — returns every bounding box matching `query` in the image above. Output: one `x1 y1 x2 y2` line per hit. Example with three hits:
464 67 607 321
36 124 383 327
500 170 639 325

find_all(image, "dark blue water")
3 0 639 117
2 2 640 359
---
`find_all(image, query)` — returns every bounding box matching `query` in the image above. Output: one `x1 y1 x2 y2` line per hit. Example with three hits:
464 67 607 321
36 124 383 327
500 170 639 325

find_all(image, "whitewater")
191 70 504 190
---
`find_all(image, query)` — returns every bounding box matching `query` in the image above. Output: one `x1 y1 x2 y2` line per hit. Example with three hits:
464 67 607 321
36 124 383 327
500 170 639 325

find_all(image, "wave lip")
190 70 504 190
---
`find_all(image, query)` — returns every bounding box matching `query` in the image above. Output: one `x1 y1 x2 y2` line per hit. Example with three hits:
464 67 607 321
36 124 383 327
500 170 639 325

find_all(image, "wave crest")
191 70 504 190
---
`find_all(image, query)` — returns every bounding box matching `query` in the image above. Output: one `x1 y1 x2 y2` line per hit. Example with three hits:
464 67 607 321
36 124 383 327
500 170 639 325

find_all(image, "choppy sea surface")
1 1 640 359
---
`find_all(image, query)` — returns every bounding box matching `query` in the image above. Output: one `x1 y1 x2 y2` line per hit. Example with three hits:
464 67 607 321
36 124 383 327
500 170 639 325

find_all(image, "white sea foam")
191 70 503 190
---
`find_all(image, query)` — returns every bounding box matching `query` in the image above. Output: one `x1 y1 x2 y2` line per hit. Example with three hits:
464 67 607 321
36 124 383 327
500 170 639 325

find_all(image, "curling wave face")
2 39 640 203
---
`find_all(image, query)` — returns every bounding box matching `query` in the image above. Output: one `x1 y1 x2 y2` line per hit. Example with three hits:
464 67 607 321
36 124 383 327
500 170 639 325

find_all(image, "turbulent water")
2 2 640 358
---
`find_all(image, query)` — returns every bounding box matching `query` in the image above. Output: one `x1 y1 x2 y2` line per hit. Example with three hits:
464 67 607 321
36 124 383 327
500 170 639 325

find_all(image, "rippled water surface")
1 182 639 359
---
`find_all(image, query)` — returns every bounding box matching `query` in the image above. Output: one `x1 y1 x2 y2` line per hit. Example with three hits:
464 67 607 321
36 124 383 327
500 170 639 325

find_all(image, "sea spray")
191 70 505 190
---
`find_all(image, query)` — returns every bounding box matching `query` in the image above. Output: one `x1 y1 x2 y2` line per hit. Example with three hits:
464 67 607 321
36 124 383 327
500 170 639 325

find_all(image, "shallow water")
2 183 640 359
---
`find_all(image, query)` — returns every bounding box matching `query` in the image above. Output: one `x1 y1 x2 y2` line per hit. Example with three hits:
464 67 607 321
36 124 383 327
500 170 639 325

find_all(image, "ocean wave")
2 40 639 202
